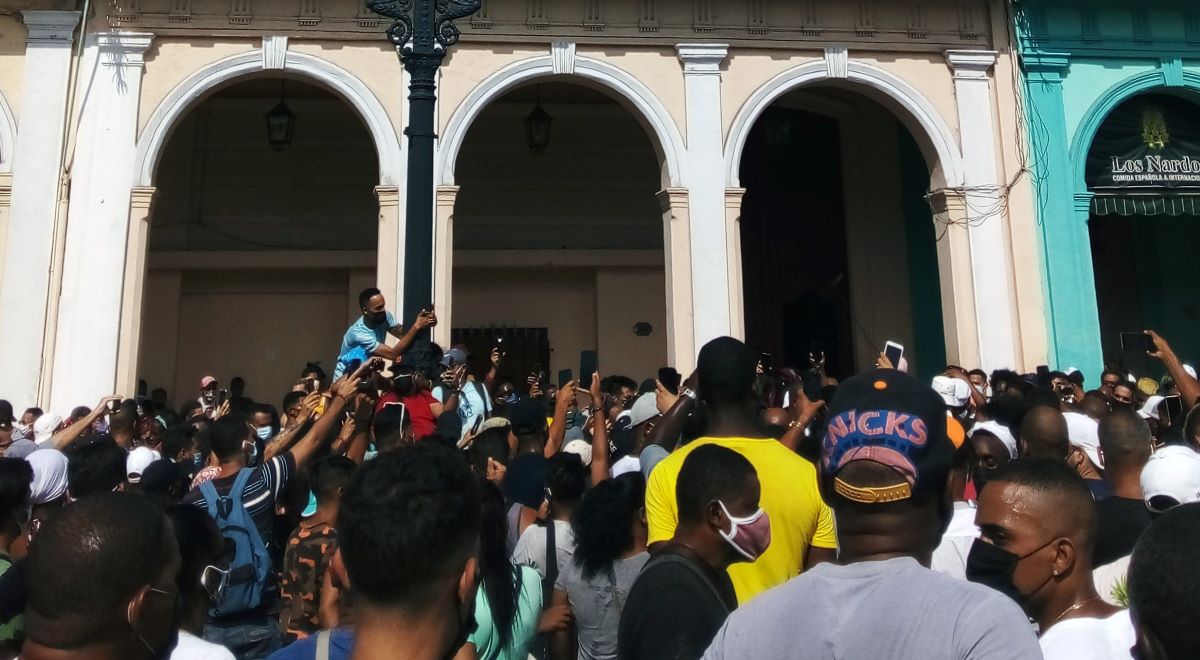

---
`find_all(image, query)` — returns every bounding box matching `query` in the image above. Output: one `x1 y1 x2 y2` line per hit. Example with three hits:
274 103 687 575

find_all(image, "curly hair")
571 472 645 580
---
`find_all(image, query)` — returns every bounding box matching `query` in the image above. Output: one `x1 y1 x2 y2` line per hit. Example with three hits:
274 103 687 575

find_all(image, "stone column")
676 43 729 352
1022 53 1101 377
724 188 746 340
375 185 401 312
945 49 1019 373
115 187 158 396
0 11 80 411
657 188 694 373
49 31 154 412
0 173 11 295
433 185 459 348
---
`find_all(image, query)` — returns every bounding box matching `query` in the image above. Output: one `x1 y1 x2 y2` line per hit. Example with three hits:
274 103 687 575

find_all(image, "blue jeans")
204 615 283 660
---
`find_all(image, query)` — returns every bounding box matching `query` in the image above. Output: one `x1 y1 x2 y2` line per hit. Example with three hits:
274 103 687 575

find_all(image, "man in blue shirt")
333 288 435 378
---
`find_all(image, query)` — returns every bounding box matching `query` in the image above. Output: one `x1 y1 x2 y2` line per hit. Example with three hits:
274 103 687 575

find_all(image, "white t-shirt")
931 501 979 581
1093 555 1132 607
610 454 641 478
171 630 236 660
1039 609 1135 660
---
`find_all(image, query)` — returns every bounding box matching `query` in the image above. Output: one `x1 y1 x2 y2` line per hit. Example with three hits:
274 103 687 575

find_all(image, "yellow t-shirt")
645 436 837 604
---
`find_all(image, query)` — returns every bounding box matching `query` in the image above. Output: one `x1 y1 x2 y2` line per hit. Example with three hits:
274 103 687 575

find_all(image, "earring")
1052 568 1060 576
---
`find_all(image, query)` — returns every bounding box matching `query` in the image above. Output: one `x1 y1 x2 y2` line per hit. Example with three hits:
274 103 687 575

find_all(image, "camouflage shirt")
279 521 338 642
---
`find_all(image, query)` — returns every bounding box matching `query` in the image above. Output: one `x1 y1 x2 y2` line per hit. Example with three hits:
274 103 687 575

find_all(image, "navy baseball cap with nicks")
821 369 952 504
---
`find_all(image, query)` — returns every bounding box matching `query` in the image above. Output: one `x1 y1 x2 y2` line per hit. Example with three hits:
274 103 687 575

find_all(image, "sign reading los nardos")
1087 95 1200 190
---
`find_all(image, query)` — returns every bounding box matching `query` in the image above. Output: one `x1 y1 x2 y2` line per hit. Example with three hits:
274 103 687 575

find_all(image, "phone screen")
884 341 904 367
580 351 598 391
1163 395 1184 427
558 369 573 389
1120 332 1155 353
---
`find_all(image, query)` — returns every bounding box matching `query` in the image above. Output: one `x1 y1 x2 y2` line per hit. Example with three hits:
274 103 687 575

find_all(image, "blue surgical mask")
255 426 274 442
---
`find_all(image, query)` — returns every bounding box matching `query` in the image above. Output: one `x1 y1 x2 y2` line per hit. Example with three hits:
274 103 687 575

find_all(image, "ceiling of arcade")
101 0 997 50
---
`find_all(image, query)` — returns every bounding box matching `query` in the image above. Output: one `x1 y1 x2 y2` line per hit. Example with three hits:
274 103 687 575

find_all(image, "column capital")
676 43 728 74
945 50 997 81
1021 51 1071 79
129 186 157 213
724 187 746 208
435 185 460 207
21 11 81 45
375 184 400 206
98 32 155 68
0 173 11 208
656 187 689 213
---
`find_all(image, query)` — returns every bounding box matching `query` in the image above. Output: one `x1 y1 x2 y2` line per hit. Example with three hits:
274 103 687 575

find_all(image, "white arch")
724 59 965 188
134 50 403 187
438 54 687 187
0 88 16 173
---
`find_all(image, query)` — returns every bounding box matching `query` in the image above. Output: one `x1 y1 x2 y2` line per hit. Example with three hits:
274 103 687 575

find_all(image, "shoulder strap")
646 553 731 614
315 629 331 660
198 480 221 519
227 468 256 508
542 520 558 605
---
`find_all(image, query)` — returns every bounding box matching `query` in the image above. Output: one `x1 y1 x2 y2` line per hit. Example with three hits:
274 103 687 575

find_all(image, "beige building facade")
0 0 1046 413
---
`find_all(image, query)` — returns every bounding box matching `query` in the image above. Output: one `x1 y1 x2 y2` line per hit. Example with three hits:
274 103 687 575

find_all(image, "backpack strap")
198 480 221 519
226 468 256 509
644 553 732 615
315 630 331 660
542 520 558 606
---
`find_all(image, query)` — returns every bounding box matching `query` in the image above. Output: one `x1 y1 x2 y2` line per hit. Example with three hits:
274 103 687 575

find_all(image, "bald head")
1080 392 1111 421
1020 406 1070 460
1098 408 1152 473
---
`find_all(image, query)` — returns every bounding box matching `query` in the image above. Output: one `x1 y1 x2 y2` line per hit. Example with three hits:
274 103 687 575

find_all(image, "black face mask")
965 537 1055 606
364 310 388 327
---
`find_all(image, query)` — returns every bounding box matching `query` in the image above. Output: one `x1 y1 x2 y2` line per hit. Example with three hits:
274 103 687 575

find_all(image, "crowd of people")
0 287 1197 660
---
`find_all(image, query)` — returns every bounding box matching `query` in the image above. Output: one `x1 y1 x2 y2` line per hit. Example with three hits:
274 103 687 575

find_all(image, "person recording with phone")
332 288 437 379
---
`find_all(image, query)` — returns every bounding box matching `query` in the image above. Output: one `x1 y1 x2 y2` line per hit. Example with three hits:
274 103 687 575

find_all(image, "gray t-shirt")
556 552 650 660
702 556 1043 660
512 519 577 581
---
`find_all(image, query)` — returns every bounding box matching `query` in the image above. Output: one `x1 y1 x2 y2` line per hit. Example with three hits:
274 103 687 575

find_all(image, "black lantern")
764 111 792 150
266 81 295 151
525 85 553 154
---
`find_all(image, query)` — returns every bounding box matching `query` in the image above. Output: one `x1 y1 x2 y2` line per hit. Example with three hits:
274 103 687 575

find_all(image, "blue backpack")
199 469 273 617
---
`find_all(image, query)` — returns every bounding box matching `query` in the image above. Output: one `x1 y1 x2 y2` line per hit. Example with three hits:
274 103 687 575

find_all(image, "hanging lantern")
266 80 296 151
525 85 553 154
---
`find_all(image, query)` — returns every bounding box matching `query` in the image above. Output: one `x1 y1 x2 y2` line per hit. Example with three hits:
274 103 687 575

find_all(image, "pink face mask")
718 501 772 561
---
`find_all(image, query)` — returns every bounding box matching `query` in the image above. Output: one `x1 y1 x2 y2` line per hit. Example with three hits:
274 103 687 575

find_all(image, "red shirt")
376 390 438 440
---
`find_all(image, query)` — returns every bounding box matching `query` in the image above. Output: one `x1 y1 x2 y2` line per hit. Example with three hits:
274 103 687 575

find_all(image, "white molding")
20 11 80 44
723 58 965 188
98 32 154 68
437 53 687 187
550 41 575 75
824 45 848 79
134 49 403 187
0 89 14 173
945 49 997 81
676 43 728 75
262 35 288 70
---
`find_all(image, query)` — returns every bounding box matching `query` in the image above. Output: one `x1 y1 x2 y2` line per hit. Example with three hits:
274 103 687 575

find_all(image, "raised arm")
288 373 363 469
1147 330 1200 410
51 396 122 450
779 386 825 453
545 380 577 458
264 392 320 461
646 378 695 453
587 374 610 484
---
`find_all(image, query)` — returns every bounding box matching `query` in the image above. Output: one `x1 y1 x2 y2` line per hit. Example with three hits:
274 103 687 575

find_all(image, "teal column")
1023 53 1104 380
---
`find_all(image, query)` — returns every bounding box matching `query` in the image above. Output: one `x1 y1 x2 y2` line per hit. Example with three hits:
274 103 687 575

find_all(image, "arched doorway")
448 81 669 382
737 85 947 380
137 76 380 407
1087 92 1200 373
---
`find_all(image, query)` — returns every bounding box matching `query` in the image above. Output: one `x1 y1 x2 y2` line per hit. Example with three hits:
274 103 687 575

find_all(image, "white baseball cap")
1064 411 1103 469
969 420 1018 460
931 376 971 408
126 447 162 484
1138 395 1165 420
562 439 592 466
1185 364 1197 380
1141 445 1200 513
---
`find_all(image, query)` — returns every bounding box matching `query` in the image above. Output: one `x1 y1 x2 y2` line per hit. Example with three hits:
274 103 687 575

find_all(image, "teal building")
1016 0 1200 379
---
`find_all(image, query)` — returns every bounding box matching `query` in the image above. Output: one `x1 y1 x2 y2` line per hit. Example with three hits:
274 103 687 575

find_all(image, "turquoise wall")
1014 0 1200 382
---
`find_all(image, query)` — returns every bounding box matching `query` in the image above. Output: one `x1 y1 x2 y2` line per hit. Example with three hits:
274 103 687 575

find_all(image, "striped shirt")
183 454 295 550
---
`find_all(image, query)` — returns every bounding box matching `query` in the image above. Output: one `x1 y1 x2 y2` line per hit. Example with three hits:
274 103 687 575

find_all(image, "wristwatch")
679 387 698 402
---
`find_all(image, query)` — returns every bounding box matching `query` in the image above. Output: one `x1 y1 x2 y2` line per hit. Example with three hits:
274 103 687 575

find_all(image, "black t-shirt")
1094 496 1153 566
618 544 738 660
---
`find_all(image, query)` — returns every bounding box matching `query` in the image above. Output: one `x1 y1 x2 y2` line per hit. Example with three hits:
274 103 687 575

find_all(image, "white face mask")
243 440 258 462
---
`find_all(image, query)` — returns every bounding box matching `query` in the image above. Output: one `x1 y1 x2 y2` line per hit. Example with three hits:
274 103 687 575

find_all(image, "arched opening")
738 85 946 379
450 80 669 381
1087 91 1200 371
138 76 380 405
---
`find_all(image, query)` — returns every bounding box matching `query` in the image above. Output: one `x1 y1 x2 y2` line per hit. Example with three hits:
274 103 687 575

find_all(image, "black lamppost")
366 0 480 327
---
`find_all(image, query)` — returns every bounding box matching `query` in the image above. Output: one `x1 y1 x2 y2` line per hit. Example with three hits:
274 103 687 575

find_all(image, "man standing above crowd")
334 288 436 379
703 369 1041 659
970 459 1132 659
646 337 836 604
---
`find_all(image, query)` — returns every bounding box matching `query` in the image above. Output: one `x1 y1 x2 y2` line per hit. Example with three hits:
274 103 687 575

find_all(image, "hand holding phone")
1120 332 1156 354
883 341 904 369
